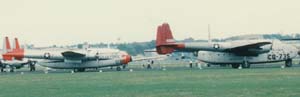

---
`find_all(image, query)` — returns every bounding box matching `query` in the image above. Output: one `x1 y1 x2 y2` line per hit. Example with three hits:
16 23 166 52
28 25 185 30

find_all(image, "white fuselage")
197 40 299 64
23 48 129 69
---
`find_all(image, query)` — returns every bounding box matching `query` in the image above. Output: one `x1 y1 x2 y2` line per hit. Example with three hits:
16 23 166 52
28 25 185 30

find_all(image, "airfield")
0 61 300 97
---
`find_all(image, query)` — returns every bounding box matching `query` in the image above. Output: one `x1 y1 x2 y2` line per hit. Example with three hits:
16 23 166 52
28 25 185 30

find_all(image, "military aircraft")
4 37 162 72
155 23 300 69
0 37 36 72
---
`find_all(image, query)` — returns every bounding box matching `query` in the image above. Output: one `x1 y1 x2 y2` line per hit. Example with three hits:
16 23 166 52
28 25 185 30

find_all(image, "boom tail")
2 37 24 61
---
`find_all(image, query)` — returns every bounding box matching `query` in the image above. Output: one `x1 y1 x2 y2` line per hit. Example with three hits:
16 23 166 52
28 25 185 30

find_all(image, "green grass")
0 67 300 97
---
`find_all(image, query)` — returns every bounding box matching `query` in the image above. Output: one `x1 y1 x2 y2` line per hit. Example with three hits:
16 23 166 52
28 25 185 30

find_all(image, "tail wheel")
231 64 240 69
285 59 293 67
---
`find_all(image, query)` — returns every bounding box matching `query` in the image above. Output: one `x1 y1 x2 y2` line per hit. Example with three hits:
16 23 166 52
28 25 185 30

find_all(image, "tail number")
268 53 290 60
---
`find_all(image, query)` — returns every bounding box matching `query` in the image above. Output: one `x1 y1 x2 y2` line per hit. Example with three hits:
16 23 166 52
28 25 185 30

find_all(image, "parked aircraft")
4 37 161 72
155 23 300 68
0 37 36 72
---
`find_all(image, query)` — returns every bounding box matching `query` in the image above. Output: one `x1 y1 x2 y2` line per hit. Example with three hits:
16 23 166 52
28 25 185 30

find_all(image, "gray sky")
0 0 300 46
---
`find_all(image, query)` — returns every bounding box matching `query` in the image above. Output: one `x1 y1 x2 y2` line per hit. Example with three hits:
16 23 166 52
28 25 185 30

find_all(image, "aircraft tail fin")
156 23 175 46
156 23 183 54
2 37 24 60
3 37 11 53
13 38 21 49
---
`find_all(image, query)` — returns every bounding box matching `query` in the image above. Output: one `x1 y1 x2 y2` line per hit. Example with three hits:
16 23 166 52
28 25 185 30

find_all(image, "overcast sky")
0 0 300 46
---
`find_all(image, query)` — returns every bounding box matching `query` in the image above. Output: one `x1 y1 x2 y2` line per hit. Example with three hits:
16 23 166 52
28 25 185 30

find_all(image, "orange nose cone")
121 55 132 64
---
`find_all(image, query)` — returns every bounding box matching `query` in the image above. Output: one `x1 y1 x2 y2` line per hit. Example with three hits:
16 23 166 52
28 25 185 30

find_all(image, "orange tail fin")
13 38 20 49
3 37 11 53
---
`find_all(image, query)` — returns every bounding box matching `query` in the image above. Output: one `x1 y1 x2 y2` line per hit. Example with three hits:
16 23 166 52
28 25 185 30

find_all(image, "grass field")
0 66 300 97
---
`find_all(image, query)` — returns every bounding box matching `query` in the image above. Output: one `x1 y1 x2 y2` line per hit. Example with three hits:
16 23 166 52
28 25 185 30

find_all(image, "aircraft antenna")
107 43 110 49
208 24 212 43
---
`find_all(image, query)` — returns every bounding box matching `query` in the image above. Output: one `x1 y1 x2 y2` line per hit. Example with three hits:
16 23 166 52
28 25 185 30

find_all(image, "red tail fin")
156 23 175 46
3 37 11 53
156 23 184 54
14 38 20 49
2 37 24 61
2 37 12 60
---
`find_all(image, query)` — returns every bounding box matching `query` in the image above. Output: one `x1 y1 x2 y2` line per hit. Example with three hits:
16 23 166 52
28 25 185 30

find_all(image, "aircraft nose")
121 54 132 64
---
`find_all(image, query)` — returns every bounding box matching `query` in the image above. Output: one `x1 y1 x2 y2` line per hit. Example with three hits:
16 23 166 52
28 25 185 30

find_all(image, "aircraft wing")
225 42 272 56
61 51 86 60
61 51 111 61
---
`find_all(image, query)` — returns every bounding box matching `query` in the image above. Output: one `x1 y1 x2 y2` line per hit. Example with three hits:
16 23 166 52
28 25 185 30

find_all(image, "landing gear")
207 64 211 67
0 63 4 72
122 65 126 69
285 59 292 67
77 68 85 72
29 61 36 72
0 67 3 72
231 64 240 69
116 66 121 71
189 61 193 68
10 66 14 72
242 61 250 68
147 64 152 69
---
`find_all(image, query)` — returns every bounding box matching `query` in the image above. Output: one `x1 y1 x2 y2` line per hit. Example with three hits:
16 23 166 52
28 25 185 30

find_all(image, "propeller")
270 39 274 50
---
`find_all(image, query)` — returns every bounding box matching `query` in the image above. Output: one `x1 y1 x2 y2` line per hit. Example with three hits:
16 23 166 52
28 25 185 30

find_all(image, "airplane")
4 37 162 72
0 37 36 72
155 23 300 69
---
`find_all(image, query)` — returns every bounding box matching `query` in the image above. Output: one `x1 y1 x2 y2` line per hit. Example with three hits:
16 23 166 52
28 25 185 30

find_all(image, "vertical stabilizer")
156 23 175 47
13 38 21 49
3 37 11 53
156 23 178 54
2 37 24 60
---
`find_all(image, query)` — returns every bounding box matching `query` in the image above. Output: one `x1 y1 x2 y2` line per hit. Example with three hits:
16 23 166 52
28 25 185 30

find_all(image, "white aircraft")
155 23 300 68
4 37 161 72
